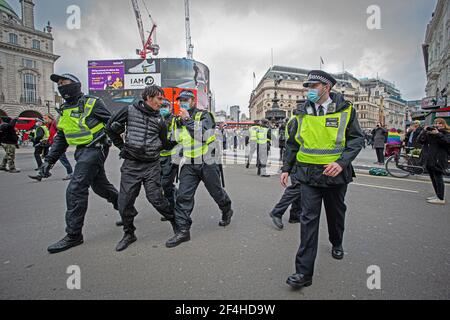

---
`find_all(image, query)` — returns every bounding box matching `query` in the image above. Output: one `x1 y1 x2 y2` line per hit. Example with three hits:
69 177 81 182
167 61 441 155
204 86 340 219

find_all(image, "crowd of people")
0 69 448 291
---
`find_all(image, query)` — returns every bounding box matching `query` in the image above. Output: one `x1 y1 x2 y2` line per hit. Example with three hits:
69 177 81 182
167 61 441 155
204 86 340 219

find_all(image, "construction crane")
185 0 194 60
131 0 159 59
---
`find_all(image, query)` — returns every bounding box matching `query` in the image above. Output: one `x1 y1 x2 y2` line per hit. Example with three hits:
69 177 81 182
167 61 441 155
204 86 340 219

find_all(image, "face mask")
180 102 190 111
58 83 82 100
160 108 170 118
307 88 325 104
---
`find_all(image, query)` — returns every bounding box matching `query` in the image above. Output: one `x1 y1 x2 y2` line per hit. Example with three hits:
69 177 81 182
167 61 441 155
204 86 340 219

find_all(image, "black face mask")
58 83 82 101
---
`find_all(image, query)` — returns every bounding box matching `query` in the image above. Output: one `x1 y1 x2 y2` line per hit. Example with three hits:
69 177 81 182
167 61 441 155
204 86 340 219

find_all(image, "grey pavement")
0 147 449 300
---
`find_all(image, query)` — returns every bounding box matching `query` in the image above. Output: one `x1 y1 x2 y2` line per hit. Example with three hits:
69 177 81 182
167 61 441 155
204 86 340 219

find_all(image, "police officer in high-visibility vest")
282 70 364 289
165 90 234 248
245 121 260 169
31 120 50 170
256 119 271 177
41 73 123 254
159 98 182 220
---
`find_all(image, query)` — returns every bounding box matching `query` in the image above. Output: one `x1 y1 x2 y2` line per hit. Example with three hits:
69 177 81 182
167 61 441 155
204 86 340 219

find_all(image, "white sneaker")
427 198 446 205
426 196 437 201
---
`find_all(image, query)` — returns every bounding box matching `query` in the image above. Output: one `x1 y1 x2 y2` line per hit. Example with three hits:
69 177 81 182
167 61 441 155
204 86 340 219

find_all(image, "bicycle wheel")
385 155 411 178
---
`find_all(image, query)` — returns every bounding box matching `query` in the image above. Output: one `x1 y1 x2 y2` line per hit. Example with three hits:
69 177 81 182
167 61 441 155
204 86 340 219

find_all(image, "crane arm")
131 0 146 47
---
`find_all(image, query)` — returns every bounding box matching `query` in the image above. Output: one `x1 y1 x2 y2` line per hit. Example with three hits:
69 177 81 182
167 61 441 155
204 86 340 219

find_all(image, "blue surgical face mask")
307 89 321 103
180 102 190 111
160 108 170 118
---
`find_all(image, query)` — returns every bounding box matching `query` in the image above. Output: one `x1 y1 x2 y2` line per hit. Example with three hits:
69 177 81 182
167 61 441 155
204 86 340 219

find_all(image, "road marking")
356 173 432 184
351 183 418 193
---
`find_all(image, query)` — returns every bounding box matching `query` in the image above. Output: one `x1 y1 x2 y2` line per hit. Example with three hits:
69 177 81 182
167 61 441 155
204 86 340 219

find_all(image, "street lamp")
45 100 52 114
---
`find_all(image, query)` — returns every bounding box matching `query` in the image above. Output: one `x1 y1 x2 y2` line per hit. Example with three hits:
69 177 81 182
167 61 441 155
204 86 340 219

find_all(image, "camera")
426 126 437 132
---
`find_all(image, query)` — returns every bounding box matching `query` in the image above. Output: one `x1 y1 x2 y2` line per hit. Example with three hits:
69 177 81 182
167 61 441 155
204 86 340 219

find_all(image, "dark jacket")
418 129 450 173
371 127 388 149
404 127 423 149
46 94 111 164
106 100 172 162
0 118 18 145
282 93 364 187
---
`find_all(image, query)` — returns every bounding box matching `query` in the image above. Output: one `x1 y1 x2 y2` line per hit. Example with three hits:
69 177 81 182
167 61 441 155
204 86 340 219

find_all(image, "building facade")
229 105 240 122
0 0 59 119
249 66 408 131
423 0 449 105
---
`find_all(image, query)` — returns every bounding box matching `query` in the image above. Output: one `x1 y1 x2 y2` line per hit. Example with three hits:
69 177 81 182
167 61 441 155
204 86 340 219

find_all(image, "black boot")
219 209 234 227
115 232 137 252
165 230 191 248
47 234 84 254
28 174 43 182
286 273 313 289
269 212 284 230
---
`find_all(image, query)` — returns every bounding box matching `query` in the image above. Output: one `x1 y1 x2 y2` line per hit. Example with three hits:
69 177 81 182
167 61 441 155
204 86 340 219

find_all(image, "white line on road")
356 173 432 184
350 183 419 193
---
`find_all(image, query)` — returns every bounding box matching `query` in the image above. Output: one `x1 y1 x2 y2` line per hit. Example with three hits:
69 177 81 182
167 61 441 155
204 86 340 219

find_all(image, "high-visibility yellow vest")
295 105 353 165
41 125 50 140
249 126 259 142
256 127 270 144
57 97 104 146
160 117 179 157
178 111 216 159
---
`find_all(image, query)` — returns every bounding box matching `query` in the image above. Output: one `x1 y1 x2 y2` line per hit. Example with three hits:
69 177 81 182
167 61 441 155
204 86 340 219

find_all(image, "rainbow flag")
387 132 402 145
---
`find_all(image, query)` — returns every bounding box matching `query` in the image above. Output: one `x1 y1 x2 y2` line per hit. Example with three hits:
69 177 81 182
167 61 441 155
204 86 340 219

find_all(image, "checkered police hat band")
308 75 332 86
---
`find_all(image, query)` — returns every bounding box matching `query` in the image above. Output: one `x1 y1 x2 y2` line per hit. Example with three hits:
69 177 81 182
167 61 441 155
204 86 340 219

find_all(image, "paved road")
0 148 449 300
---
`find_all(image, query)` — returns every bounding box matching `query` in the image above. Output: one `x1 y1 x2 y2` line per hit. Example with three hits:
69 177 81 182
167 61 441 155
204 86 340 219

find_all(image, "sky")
10 0 438 115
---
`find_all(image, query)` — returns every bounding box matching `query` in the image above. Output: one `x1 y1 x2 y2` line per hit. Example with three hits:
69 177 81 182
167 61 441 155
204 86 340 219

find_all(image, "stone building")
249 66 408 131
0 0 59 119
422 0 449 106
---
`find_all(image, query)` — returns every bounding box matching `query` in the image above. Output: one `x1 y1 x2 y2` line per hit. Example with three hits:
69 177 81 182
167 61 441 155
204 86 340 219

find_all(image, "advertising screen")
88 58 210 114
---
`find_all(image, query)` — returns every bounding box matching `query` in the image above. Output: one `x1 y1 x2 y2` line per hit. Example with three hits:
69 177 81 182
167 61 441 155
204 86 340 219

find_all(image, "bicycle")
385 147 425 178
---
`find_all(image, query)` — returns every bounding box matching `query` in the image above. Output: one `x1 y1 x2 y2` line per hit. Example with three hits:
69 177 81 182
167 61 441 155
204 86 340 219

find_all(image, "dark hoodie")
282 93 364 187
0 117 18 145
106 99 172 162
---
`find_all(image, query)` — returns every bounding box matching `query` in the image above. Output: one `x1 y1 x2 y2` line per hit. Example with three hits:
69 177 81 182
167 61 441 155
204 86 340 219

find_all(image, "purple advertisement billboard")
88 60 125 91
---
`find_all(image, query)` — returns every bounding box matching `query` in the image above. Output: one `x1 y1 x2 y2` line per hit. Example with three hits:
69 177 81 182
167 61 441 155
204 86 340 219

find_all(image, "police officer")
165 90 234 248
282 70 364 289
106 86 177 252
245 121 260 168
256 119 271 177
42 73 123 254
31 120 50 170
159 98 182 219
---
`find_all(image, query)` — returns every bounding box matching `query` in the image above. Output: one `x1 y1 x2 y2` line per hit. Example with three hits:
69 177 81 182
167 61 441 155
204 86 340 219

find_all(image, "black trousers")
270 173 302 221
119 159 174 234
375 148 385 163
428 167 445 200
279 145 285 162
174 163 232 231
257 143 269 175
65 146 119 236
34 145 49 168
160 156 179 210
295 183 348 277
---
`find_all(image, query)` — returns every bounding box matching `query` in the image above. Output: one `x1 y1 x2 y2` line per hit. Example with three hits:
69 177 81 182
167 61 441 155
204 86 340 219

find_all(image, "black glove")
39 162 54 178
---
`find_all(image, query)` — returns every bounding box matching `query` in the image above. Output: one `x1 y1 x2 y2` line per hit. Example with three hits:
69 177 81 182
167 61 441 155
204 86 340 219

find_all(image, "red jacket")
48 120 58 145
